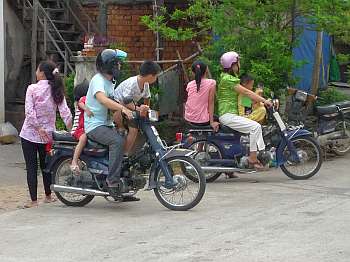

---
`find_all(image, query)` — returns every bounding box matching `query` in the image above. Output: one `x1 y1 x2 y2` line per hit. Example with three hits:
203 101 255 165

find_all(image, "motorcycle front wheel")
52 157 95 207
280 136 322 180
153 156 206 211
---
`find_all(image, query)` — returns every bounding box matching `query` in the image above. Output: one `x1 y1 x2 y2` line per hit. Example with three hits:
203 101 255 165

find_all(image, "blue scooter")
45 111 206 211
177 101 323 182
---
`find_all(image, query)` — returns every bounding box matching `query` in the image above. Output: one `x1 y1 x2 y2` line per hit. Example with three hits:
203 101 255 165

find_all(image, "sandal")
43 196 57 203
23 201 38 209
247 160 265 171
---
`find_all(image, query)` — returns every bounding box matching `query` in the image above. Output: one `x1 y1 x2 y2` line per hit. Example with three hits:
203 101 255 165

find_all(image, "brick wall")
83 4 196 62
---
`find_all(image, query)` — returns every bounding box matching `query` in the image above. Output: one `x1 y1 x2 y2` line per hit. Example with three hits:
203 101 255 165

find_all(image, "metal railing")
23 0 75 81
63 0 103 36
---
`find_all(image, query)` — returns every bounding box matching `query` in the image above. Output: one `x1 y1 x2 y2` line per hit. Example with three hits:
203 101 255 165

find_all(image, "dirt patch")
0 182 47 214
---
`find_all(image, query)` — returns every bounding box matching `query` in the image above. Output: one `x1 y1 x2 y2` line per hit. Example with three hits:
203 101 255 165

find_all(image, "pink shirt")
185 78 216 123
20 80 72 144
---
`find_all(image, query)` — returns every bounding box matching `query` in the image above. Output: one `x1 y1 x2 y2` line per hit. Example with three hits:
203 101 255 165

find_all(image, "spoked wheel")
52 157 94 207
280 136 322 180
153 156 206 211
332 120 350 156
186 141 223 183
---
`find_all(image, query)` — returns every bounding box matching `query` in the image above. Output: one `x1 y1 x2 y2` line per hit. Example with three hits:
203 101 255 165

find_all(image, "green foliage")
54 73 75 131
56 115 66 131
115 62 134 86
141 0 350 96
64 73 75 109
337 54 350 64
316 87 350 106
150 85 163 111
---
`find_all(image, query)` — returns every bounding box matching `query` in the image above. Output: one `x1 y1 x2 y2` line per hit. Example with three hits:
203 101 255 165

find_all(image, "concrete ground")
0 143 350 262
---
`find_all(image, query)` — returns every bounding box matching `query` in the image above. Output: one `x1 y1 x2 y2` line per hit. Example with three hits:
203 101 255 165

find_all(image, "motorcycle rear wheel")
186 140 223 183
153 156 206 211
332 120 350 156
280 136 322 180
52 157 95 207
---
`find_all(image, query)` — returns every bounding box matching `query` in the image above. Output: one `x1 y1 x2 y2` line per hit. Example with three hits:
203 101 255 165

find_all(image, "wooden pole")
0 0 5 123
310 31 323 95
176 50 189 83
31 0 38 83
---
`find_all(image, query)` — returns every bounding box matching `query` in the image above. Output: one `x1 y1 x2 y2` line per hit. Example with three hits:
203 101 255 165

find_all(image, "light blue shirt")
85 73 115 133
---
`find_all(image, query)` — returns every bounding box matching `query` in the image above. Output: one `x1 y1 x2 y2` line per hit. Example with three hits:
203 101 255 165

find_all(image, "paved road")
0 144 350 262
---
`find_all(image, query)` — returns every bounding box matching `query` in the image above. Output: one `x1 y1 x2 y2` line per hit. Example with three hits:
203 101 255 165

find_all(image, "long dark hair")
191 61 207 92
38 61 64 105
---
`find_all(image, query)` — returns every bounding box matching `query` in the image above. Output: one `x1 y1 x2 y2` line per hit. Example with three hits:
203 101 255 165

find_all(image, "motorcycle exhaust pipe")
51 184 109 197
201 166 256 174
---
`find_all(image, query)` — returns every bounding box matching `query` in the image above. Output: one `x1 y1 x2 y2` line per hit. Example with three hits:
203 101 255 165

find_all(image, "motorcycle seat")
53 131 108 151
187 123 213 131
86 140 107 150
336 101 350 110
220 125 245 135
53 131 76 143
316 104 339 116
187 123 243 135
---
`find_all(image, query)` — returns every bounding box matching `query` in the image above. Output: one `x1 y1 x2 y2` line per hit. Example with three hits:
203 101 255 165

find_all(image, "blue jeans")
87 126 125 186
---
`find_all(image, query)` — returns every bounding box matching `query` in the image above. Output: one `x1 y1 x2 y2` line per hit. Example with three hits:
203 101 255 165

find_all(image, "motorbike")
287 87 350 156
45 110 206 211
176 101 323 182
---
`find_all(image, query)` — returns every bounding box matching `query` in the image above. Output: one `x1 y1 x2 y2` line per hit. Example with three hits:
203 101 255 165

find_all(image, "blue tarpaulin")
292 19 331 92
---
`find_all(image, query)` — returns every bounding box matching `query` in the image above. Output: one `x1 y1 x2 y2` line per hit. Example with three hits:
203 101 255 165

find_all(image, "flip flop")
23 201 38 208
43 197 57 203
247 160 265 171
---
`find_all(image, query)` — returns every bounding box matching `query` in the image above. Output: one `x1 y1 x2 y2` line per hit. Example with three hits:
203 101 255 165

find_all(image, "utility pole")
0 0 5 123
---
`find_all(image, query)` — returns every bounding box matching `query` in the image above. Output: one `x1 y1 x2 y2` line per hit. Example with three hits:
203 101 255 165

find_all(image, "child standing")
70 84 94 172
114 60 161 156
20 61 72 208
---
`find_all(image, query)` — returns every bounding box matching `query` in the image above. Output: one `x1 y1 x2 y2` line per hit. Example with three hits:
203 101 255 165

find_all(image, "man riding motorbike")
84 49 133 201
217 51 273 170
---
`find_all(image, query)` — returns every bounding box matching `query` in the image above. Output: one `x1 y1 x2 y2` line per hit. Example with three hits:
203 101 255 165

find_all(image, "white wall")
0 0 5 123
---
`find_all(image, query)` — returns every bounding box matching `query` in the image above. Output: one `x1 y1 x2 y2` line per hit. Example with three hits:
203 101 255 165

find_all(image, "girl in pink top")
185 61 220 131
20 61 72 208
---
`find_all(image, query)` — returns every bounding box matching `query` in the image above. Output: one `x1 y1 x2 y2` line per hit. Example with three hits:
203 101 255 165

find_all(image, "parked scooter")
45 110 206 211
176 101 323 182
287 87 350 156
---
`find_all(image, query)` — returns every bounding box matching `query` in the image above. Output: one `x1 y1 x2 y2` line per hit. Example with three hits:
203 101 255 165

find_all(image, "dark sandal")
248 160 265 171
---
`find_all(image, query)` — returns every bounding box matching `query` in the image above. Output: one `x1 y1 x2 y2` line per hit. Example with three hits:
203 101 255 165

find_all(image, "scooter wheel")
280 136 322 180
52 157 95 207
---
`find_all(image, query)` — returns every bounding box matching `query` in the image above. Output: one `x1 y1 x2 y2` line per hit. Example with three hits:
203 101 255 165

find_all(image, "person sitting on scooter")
217 51 272 170
84 49 133 201
184 60 220 132
238 74 267 125
113 60 161 157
